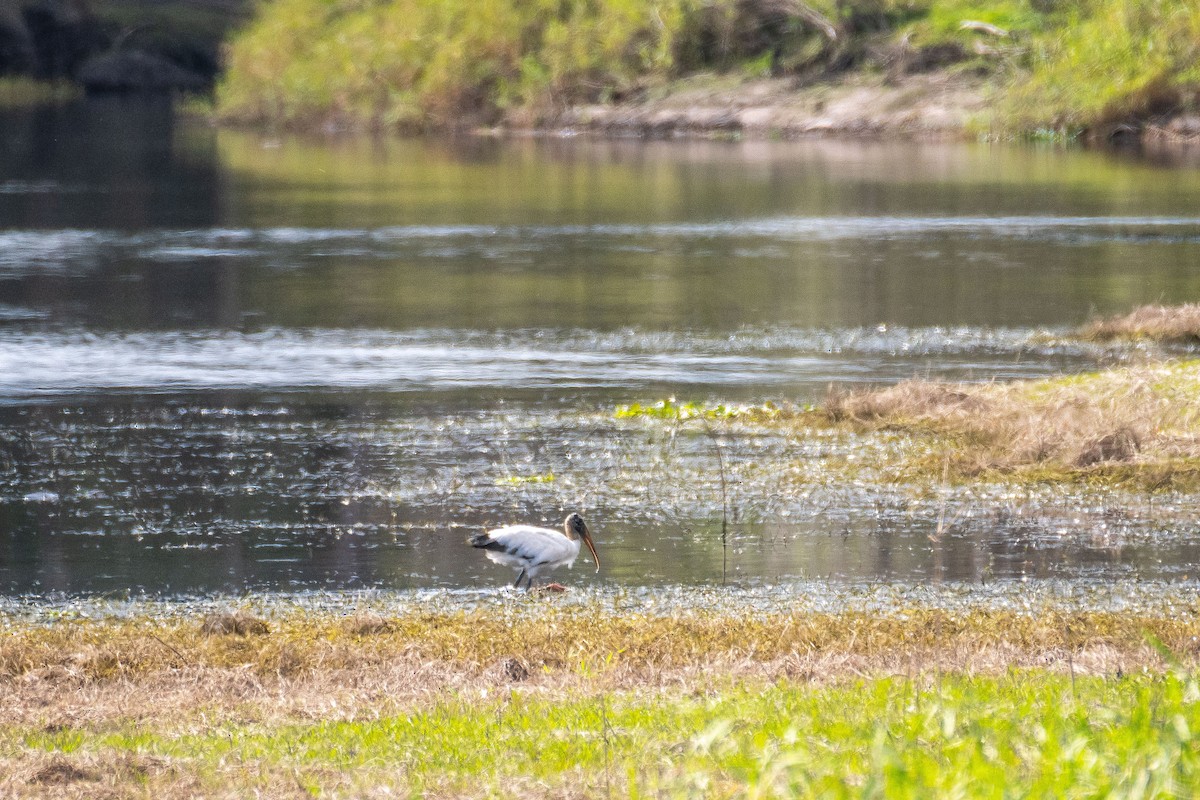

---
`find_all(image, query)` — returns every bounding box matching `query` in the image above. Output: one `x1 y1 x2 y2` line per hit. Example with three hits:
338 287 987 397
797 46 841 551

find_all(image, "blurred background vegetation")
214 0 1200 137
1 0 1198 137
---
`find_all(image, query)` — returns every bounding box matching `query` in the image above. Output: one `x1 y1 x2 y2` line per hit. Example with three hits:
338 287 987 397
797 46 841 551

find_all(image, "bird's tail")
468 532 493 548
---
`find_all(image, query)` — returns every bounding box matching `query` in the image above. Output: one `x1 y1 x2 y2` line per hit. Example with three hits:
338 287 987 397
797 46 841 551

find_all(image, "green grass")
9 672 1200 796
215 0 693 130
5 604 1200 795
916 0 1044 38
1003 0 1200 135
212 0 1007 131
214 0 1200 136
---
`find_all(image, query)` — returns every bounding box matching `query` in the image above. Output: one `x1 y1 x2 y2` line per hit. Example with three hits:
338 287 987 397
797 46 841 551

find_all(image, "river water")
3 97 1200 595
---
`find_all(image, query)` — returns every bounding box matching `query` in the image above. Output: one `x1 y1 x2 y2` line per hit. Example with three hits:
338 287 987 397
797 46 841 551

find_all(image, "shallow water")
2 98 1200 595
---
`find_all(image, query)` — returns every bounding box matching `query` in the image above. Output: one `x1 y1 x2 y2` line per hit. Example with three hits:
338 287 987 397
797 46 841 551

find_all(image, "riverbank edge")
509 73 1200 145
486 69 993 142
8 67 1197 146
210 67 1200 145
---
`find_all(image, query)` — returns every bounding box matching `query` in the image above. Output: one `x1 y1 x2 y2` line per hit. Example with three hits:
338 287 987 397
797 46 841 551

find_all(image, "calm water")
3 97 1200 595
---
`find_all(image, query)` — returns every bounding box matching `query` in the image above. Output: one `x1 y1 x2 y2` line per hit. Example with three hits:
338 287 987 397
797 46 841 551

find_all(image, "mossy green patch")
615 398 791 421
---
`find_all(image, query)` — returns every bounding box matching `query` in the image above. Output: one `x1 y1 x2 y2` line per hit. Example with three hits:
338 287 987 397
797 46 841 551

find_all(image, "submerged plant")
615 397 788 420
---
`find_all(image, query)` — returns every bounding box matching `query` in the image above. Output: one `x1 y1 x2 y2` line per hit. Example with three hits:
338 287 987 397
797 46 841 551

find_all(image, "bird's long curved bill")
582 532 601 572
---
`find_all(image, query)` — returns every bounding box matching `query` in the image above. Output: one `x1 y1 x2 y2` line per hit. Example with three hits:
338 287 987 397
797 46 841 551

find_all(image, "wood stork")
469 512 600 590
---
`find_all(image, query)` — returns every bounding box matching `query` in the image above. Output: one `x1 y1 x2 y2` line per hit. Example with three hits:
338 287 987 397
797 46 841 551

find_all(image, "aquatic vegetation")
615 398 790 421
496 472 556 486
617 334 1200 494
2 602 1197 683
1082 303 1200 345
819 360 1200 488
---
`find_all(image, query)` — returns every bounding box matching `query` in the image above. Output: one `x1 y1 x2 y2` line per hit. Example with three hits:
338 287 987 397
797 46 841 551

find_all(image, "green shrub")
1005 0 1200 134
216 0 1200 134
217 0 694 130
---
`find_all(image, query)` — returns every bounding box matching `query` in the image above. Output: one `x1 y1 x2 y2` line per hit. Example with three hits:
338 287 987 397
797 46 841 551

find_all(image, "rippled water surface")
3 98 1200 596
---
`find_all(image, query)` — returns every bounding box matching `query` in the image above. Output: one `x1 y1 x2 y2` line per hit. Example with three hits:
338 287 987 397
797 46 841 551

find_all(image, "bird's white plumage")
470 512 599 589
480 524 582 576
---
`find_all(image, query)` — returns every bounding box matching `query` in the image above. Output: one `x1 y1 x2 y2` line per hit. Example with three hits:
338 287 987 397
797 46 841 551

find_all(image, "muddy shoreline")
487 70 1200 145
515 71 991 141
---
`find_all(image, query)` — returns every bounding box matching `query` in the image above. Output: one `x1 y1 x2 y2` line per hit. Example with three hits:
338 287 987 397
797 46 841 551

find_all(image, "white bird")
469 512 600 590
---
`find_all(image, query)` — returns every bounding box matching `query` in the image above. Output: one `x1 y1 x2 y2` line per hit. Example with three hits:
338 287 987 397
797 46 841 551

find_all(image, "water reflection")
2 99 1200 594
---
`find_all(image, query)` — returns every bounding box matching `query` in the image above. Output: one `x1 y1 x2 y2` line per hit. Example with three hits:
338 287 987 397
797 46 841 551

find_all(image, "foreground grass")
7 672 1200 797
216 0 1200 137
3 603 1200 796
3 602 1200 797
10 605 1200 683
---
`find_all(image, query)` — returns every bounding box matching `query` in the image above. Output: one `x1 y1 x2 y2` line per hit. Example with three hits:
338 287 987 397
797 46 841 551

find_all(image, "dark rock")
1076 427 1140 467
0 11 36 73
77 47 207 93
21 3 106 78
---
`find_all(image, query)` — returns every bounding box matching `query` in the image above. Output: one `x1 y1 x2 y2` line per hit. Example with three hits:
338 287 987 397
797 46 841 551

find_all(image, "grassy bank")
616 361 1200 491
4 603 1200 796
1005 0 1200 138
821 359 1200 488
215 0 1200 137
1083 303 1200 345
613 305 1200 490
7 672 1200 797
814 304 1200 487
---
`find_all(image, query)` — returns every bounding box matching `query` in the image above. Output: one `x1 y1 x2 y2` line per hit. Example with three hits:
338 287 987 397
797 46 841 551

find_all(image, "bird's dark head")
564 512 600 572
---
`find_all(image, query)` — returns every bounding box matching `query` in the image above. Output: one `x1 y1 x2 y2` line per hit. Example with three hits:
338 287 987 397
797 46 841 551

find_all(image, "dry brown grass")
1083 303 1200 344
822 360 1200 485
1 605 1198 798
1 606 1198 718
2 751 185 800
199 610 270 636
